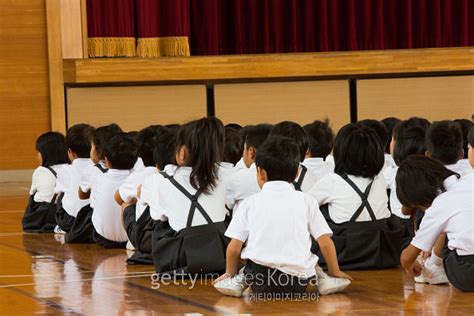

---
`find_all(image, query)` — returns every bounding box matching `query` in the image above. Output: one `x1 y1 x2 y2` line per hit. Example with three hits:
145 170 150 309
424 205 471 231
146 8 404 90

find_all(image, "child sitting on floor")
302 120 335 182
214 136 351 297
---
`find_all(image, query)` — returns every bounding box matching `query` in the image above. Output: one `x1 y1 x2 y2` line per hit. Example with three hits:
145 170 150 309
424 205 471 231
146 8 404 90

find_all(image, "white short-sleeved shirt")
54 158 94 217
219 162 238 178
149 165 229 232
411 173 474 256
30 164 67 203
302 157 334 184
308 173 391 224
383 154 397 190
446 160 472 177
132 157 145 173
91 169 131 242
234 157 247 171
225 181 332 278
225 163 260 211
388 166 410 219
79 161 107 194
295 164 320 192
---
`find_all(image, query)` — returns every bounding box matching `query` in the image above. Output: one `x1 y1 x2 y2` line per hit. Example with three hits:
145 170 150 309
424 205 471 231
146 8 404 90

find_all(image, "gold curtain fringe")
137 37 190 57
88 37 136 57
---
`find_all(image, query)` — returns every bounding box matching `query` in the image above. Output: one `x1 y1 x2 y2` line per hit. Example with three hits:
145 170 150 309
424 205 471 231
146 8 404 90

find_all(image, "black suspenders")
95 164 107 173
45 166 57 178
340 174 376 222
165 176 214 228
293 165 308 191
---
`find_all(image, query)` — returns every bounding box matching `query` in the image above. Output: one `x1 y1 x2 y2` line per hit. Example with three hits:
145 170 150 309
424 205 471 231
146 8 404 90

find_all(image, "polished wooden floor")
1 183 474 315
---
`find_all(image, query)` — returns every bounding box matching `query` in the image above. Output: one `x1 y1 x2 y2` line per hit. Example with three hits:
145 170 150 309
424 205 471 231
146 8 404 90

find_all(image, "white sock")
430 250 443 266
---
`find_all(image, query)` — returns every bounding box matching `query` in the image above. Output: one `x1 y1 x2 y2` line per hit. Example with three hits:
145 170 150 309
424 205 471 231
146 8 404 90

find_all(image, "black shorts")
443 248 474 292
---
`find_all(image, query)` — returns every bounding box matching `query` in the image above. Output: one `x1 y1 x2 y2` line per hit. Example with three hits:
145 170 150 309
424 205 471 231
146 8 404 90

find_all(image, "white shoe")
414 260 449 285
54 225 66 234
316 265 351 295
126 241 135 251
214 270 248 297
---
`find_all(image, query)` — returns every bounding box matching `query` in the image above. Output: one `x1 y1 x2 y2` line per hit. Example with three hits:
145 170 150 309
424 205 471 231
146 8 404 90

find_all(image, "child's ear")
256 167 268 188
425 150 431 157
176 146 187 166
249 147 257 161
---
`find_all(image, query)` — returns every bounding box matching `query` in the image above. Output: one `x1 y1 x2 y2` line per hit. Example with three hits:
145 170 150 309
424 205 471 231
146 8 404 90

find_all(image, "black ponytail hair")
36 132 69 167
396 155 459 209
176 117 225 194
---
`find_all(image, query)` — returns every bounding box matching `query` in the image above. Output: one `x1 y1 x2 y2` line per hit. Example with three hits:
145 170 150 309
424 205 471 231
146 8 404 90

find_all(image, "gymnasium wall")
0 0 51 171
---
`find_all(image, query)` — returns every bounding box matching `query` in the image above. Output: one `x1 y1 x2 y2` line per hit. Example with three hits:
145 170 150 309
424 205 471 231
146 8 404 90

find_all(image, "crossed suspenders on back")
159 172 215 228
340 174 376 222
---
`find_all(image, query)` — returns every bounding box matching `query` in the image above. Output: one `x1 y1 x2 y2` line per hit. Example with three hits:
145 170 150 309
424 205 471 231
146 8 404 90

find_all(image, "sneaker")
214 270 248 297
316 265 351 295
54 225 66 234
126 241 135 251
414 260 449 285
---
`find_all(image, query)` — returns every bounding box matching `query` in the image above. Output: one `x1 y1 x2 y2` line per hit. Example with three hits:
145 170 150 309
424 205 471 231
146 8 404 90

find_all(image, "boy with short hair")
54 124 95 233
225 124 272 212
214 136 351 297
303 120 335 182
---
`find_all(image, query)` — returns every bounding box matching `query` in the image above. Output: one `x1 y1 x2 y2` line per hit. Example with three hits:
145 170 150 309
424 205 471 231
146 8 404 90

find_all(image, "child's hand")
405 260 423 277
213 273 232 285
328 270 353 281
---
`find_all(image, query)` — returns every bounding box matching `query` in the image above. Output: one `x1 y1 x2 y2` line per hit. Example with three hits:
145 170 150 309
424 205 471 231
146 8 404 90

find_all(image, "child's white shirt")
233 157 247 171
225 181 332 278
91 169 131 242
30 164 67 203
225 163 259 212
79 160 107 195
54 158 93 217
296 163 322 192
445 159 472 177
308 173 391 224
302 157 334 184
383 154 397 189
149 165 229 231
411 173 474 256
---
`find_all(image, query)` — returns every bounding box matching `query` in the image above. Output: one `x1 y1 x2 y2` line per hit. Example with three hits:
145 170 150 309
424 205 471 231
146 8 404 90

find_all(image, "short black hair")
255 136 300 183
104 133 138 170
392 120 427 166
425 120 463 165
244 124 273 151
454 119 474 159
358 119 388 152
469 127 474 147
66 124 95 158
136 125 169 167
269 121 309 162
303 119 334 158
225 123 242 132
224 126 243 165
92 123 122 160
404 117 431 132
334 123 384 178
382 117 401 153
396 155 459 209
36 132 69 167
153 127 176 170
165 124 181 136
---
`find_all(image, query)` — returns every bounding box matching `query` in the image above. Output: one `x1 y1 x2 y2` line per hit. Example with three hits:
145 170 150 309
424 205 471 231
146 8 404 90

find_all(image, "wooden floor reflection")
1 184 473 315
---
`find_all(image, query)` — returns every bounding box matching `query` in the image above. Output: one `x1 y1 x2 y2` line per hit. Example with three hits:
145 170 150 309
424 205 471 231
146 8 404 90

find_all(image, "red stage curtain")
190 0 474 55
136 0 191 57
86 0 136 57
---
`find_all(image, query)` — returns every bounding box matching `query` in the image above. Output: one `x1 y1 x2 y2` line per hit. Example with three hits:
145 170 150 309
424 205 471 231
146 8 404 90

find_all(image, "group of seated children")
23 116 474 296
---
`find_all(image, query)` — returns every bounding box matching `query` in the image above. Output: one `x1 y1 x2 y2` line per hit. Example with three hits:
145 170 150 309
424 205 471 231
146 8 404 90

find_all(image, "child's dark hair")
153 127 177 170
454 119 473 159
396 155 459 209
334 123 384 178
165 124 181 136
469 127 474 147
269 121 308 162
303 119 334 158
225 123 242 132
104 133 138 170
358 119 388 152
382 117 401 153
36 132 69 167
92 123 122 161
244 124 273 151
66 124 95 158
136 125 168 167
255 136 300 183
224 126 243 165
425 120 463 165
176 117 225 194
392 119 428 166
